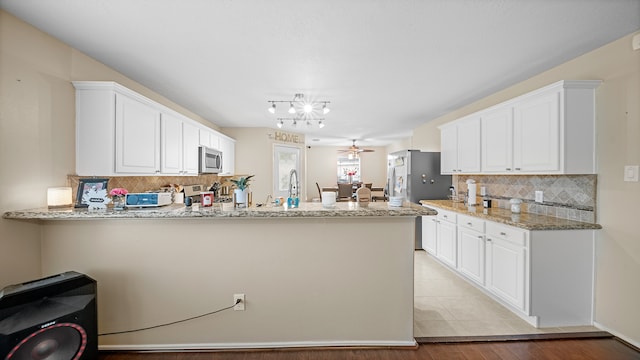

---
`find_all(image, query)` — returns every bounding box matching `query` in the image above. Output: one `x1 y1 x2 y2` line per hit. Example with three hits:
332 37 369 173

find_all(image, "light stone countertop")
3 201 435 221
420 200 602 231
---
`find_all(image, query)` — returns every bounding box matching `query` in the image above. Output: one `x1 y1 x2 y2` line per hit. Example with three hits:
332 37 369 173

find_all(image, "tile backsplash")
455 174 597 223
67 174 230 195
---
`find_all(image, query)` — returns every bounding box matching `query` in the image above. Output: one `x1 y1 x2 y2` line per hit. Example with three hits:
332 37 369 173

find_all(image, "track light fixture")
267 93 330 119
276 118 325 129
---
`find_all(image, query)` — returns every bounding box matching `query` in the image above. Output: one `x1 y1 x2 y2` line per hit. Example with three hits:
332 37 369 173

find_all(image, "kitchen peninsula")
3 202 433 350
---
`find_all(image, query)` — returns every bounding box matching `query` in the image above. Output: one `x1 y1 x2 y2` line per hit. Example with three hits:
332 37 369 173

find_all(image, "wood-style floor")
99 337 640 360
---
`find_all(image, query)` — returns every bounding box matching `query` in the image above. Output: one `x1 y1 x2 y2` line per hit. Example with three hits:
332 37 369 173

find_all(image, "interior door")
273 145 301 199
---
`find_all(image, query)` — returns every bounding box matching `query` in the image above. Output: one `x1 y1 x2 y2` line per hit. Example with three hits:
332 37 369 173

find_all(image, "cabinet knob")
478 235 483 239
467 222 472 226
500 232 507 236
515 168 521 171
487 238 492 242
506 168 512 171
443 215 448 218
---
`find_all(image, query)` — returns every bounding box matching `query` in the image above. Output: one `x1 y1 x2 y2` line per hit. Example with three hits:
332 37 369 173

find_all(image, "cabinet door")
456 117 481 173
513 90 560 172
422 215 437 255
486 236 526 311
182 121 200 174
436 220 457 268
115 94 160 174
481 107 513 173
440 126 457 174
457 227 485 285
219 136 235 175
160 113 183 174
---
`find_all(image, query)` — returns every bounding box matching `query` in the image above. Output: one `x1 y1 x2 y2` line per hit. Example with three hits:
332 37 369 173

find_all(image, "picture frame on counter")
75 178 109 208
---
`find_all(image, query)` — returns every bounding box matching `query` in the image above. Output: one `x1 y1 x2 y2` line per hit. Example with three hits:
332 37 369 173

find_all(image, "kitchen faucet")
289 169 299 198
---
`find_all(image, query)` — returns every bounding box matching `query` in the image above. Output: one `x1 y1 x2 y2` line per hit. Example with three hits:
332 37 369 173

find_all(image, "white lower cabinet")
424 205 595 328
421 215 437 255
435 209 457 268
457 214 486 286
485 223 527 312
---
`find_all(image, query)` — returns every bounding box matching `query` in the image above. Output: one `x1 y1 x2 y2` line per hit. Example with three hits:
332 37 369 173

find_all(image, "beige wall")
411 31 640 345
0 10 221 287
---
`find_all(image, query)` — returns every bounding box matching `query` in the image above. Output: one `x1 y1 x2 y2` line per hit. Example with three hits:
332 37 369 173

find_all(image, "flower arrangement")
109 188 128 210
230 175 254 191
109 188 129 197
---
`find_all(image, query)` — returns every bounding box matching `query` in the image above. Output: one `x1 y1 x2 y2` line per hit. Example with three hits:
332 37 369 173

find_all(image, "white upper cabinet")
161 112 200 175
440 116 481 174
481 107 513 173
160 112 184 174
74 81 235 176
218 135 236 176
513 89 561 172
476 80 601 174
182 121 200 175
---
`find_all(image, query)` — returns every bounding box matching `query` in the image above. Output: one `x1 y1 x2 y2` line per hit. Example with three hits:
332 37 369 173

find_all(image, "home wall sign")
270 131 305 144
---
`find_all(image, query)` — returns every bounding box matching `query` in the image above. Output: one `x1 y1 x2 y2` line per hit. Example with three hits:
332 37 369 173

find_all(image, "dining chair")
364 183 372 189
337 183 353 201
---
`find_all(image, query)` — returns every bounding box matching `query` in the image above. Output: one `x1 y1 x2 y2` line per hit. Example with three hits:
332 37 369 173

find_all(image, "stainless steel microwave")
198 146 223 174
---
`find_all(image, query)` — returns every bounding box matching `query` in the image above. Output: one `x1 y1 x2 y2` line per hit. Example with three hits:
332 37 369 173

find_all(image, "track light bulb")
268 103 276 114
318 121 325 128
277 120 283 128
322 103 330 114
288 102 296 114
292 119 297 127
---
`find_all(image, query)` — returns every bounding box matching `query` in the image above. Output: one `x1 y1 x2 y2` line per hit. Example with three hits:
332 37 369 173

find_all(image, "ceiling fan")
338 140 375 157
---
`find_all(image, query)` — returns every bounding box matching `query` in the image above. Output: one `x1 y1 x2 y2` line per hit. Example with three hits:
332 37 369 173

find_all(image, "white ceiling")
1 0 639 147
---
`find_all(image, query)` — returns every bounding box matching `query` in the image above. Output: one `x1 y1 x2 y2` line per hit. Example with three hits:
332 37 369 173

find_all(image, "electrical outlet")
233 294 245 311
624 165 639 182
480 186 487 196
535 191 544 203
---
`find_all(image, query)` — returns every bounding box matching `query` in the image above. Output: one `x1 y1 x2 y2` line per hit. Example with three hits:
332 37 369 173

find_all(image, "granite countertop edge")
2 202 436 221
420 200 602 231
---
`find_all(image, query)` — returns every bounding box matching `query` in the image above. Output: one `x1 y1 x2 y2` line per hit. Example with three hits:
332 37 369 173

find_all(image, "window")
337 156 360 183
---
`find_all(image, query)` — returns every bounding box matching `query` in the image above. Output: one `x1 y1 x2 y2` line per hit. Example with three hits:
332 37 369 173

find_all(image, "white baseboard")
99 340 418 351
593 322 640 349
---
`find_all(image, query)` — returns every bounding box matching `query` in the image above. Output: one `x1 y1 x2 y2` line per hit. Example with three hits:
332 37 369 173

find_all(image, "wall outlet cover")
624 165 639 182
535 191 544 203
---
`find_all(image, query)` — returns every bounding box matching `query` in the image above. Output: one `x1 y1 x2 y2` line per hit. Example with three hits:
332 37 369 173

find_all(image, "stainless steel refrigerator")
387 150 452 249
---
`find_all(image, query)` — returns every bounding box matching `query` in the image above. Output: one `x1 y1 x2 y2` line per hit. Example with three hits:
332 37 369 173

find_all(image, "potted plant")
230 175 254 206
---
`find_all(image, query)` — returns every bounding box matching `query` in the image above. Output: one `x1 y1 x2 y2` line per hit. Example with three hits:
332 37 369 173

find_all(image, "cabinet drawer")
486 222 527 247
436 208 457 223
458 214 485 232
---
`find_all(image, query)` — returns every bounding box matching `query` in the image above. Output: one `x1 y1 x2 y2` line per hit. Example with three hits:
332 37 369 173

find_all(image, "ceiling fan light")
304 104 313 113
288 102 296 114
268 103 276 114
